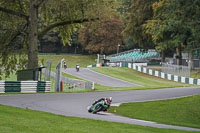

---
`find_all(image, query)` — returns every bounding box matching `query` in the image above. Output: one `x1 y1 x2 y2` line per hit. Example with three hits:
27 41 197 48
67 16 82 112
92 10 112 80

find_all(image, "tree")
117 0 131 19
78 14 124 54
144 0 200 66
0 0 112 78
123 0 158 49
116 0 134 50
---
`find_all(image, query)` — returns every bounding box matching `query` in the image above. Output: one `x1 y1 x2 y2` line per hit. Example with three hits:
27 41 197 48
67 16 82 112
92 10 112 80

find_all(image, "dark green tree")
144 0 200 67
0 0 113 78
123 0 158 49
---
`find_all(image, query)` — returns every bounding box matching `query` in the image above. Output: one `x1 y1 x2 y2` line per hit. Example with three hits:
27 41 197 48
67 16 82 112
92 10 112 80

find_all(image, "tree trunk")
28 0 38 69
161 50 165 62
176 45 182 65
188 50 193 70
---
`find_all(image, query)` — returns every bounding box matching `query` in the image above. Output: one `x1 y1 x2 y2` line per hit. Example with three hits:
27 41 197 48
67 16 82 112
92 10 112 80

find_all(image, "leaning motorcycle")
88 100 108 114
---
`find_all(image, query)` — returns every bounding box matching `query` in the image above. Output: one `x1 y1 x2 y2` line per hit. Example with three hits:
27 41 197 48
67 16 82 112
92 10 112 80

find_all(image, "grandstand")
106 49 160 63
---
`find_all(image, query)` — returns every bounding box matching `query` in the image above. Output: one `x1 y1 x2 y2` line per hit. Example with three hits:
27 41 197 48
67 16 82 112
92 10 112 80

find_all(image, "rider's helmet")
105 97 112 105
109 97 112 102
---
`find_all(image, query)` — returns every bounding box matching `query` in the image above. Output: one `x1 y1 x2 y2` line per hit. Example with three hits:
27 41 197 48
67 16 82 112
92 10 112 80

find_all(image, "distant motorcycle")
76 64 80 72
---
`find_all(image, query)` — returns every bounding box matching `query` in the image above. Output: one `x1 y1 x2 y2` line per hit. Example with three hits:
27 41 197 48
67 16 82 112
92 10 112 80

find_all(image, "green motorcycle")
88 100 109 114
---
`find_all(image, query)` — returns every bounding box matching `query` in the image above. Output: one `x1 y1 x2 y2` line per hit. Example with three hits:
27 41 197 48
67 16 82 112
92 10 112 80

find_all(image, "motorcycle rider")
64 61 67 69
92 97 112 111
76 64 80 72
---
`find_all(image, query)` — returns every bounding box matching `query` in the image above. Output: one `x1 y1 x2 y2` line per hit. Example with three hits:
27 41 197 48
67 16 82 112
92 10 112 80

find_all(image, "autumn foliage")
78 15 124 54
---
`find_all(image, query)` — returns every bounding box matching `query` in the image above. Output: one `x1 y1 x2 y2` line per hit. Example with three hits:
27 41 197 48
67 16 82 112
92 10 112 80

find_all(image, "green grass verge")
109 95 200 129
0 104 196 133
92 67 191 91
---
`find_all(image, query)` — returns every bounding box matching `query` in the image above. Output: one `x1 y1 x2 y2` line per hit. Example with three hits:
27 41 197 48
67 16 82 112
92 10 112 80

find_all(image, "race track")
0 87 200 131
63 68 140 87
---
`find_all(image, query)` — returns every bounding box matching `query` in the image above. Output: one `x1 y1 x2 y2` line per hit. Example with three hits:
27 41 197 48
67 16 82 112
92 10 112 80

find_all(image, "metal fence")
161 63 190 77
43 59 94 92
54 58 65 92
50 70 94 91
51 58 94 92
44 60 52 81
61 75 94 91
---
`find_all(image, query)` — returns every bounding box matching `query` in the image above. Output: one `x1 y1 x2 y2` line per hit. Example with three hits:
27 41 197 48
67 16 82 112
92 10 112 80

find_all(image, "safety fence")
0 81 51 93
50 70 94 91
121 62 200 85
62 76 94 90
161 63 190 77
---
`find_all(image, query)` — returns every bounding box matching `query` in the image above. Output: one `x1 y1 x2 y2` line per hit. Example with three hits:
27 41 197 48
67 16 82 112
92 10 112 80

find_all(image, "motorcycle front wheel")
92 105 102 114
88 106 93 113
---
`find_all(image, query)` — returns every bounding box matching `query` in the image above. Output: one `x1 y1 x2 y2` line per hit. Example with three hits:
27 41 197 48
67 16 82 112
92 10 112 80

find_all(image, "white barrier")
0 81 5 93
0 81 51 93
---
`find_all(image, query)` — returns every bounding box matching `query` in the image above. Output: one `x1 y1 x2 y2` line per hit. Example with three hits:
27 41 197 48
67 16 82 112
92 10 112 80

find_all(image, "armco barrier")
44 81 51 92
21 81 37 93
5 81 21 92
0 81 5 93
0 81 51 93
37 81 51 92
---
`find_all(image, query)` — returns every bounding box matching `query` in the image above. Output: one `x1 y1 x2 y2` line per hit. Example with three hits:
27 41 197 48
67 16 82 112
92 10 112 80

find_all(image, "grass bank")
92 67 191 90
109 95 200 128
0 104 196 133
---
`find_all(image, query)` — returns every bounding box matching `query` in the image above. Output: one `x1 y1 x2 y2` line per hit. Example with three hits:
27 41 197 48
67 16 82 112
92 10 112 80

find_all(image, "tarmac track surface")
63 68 140 87
0 87 200 131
